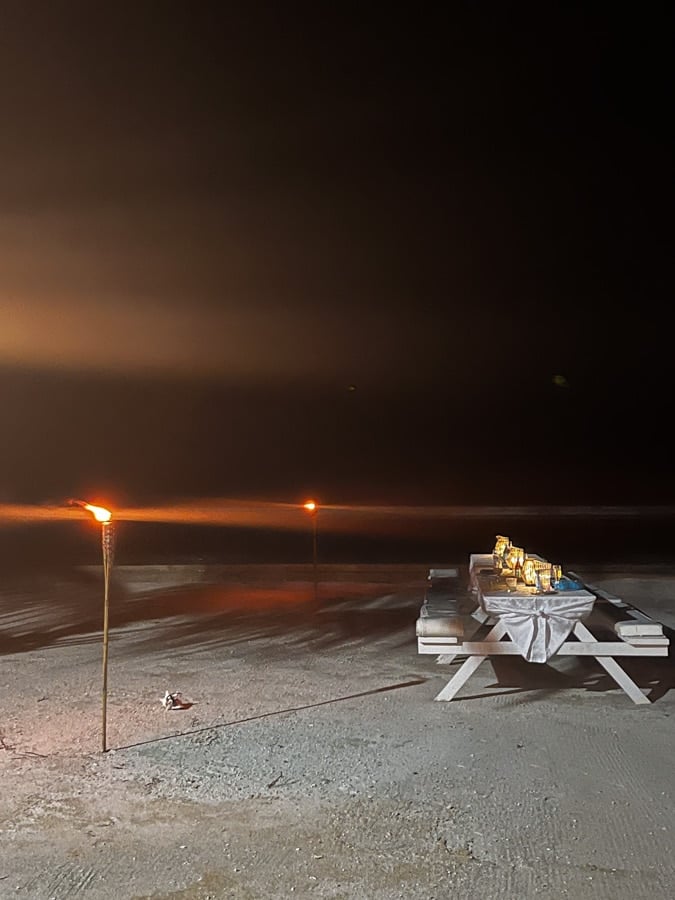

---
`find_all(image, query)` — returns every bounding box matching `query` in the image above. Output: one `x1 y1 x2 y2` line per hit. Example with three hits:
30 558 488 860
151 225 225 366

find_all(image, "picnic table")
417 554 669 704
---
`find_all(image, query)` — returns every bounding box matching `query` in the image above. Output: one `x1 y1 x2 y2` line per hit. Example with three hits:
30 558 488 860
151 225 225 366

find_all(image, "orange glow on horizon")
303 500 317 513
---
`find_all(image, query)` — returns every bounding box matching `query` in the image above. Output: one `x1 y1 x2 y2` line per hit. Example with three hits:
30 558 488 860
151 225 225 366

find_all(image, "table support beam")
572 620 651 705
434 621 506 701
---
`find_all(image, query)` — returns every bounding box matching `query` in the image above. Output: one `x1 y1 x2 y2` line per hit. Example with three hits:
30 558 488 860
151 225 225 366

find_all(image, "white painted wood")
429 567 459 579
416 618 462 637
590 657 651 704
418 637 463 647
457 641 667 656
567 576 629 608
419 641 461 655
623 607 661 624
469 553 493 572
434 621 507 701
619 636 669 647
419 619 489 648
615 617 663 636
573 621 651 704
568 574 667 637
593 589 628 608
434 655 486 701
420 636 667 656
430 611 491 663
465 612 492 639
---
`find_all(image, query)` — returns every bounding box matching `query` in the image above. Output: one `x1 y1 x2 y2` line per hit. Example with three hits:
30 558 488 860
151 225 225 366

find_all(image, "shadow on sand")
116 678 428 753
0 566 425 657
2 566 673 703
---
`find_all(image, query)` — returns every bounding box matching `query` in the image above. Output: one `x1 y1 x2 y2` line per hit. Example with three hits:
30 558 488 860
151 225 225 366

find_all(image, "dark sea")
2 507 675 576
3 367 674 572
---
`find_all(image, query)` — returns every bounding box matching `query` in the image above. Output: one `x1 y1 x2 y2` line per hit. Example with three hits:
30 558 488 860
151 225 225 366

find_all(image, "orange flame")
69 499 112 522
303 500 317 513
85 503 112 523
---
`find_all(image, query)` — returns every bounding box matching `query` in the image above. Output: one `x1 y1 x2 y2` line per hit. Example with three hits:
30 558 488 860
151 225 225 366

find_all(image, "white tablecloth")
477 578 596 662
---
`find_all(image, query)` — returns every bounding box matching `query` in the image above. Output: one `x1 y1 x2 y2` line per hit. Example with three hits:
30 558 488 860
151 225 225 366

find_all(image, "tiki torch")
303 500 319 604
69 499 115 752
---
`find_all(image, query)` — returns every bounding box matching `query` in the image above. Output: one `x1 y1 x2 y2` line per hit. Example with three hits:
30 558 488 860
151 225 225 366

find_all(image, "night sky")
1 5 673 508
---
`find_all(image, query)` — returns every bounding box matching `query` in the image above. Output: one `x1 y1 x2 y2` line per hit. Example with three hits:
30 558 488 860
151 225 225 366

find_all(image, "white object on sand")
161 691 191 710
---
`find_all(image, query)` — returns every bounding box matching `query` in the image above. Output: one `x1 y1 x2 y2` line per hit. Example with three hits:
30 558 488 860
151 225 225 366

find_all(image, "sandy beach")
1 562 673 899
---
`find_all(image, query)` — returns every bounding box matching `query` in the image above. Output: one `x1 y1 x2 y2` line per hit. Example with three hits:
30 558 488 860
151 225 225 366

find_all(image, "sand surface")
1 563 674 899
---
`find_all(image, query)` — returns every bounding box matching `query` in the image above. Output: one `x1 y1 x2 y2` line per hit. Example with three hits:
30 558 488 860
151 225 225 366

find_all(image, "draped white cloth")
481 591 596 663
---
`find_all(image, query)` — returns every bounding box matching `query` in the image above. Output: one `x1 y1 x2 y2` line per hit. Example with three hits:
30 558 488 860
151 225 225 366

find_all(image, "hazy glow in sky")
0 7 464 388
1 294 286 377
0 292 427 382
0 197 442 384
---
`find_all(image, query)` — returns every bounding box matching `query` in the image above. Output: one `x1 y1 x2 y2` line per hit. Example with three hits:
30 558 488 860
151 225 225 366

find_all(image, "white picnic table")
417 553 669 704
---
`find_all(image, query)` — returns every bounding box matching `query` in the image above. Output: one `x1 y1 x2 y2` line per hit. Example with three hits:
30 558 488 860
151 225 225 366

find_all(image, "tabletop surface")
470 553 596 605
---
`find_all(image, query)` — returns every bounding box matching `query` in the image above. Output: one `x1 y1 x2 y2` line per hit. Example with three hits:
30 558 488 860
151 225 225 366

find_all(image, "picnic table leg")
437 653 459 664
436 609 495 665
572 621 650 705
434 621 507 701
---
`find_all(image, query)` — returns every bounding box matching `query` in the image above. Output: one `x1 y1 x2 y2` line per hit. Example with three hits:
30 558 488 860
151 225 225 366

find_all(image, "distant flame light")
68 499 112 522
303 500 317 513
85 503 112 523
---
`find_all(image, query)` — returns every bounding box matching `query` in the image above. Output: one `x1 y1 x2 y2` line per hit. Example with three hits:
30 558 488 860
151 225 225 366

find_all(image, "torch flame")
303 500 316 513
68 499 112 522
85 504 112 523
